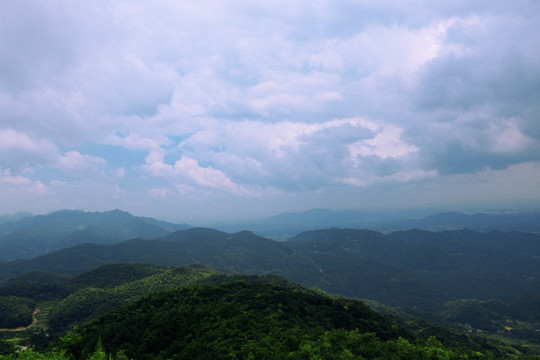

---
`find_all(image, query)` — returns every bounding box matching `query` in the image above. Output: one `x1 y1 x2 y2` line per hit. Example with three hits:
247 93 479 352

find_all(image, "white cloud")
486 118 539 154
0 128 55 152
244 72 343 115
0 167 46 195
143 152 248 195
102 133 166 151
349 123 418 160
56 151 108 176
0 128 60 172
173 157 246 194
337 22 448 76
1 1 540 218
170 116 425 190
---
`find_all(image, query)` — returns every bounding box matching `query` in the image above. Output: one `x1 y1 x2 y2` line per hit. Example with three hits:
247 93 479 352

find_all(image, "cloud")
169 117 422 191
1 1 540 219
406 13 540 175
143 151 248 195
102 133 166 151
349 123 418 160
0 167 47 203
56 151 109 178
0 129 60 172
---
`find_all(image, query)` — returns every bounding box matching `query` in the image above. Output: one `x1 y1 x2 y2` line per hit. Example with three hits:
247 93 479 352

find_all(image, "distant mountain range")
0 212 33 225
1 208 539 262
216 208 540 238
0 209 190 261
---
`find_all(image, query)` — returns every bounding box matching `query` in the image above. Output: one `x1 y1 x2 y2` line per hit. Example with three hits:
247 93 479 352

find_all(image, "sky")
1 1 539 223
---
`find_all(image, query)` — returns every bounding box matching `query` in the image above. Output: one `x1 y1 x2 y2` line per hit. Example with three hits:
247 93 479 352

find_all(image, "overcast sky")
1 1 539 222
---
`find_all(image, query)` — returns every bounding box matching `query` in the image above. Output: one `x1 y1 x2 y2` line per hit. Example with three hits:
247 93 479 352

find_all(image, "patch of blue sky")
27 167 70 184
79 143 147 169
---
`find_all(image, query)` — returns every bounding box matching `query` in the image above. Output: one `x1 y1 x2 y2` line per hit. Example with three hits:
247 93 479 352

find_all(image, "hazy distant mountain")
216 209 540 238
412 211 540 232
0 209 191 261
0 212 33 225
214 208 384 239
1 227 538 311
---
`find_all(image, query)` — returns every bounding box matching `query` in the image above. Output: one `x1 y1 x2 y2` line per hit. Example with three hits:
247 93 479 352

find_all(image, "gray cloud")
407 13 540 175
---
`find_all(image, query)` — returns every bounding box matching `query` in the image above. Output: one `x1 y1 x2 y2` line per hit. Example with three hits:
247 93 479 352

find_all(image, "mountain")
1 227 538 314
0 212 33 225
72 280 516 360
214 208 540 239
0 228 297 281
2 265 527 359
48 264 219 330
0 209 191 261
290 228 540 302
0 225 538 357
432 291 540 342
412 211 540 232
214 208 382 239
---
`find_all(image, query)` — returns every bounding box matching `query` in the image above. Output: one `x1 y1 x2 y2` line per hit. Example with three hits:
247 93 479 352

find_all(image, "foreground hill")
73 281 519 360
0 209 190 261
48 264 219 330
0 264 537 359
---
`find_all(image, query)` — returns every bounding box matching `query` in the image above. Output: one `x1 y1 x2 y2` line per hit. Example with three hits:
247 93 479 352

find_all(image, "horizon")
1 1 539 222
2 206 540 227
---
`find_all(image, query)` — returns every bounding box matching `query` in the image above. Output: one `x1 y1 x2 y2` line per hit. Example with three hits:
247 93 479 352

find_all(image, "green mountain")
289 228 540 302
1 227 538 311
1 227 539 352
0 296 35 329
0 263 537 359
72 281 515 360
48 264 218 330
0 209 191 261
430 291 540 344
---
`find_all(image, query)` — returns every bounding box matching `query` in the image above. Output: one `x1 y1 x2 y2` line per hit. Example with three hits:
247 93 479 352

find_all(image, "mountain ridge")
213 208 540 238
1 227 537 312
0 209 192 261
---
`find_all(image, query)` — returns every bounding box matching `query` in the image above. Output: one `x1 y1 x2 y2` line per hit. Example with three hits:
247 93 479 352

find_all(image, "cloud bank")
1 0 539 221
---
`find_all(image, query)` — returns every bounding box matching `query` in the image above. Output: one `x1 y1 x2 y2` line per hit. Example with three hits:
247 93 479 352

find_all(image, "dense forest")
0 211 538 358
0 296 35 329
0 264 538 359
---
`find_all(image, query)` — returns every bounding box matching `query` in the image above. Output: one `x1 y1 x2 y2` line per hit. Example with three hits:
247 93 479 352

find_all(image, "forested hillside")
71 281 493 359
48 264 218 330
0 264 538 359
0 226 539 354
1 227 537 310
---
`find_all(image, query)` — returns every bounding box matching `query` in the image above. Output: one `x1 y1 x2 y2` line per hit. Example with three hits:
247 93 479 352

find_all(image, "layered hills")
0 209 539 357
1 227 537 310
